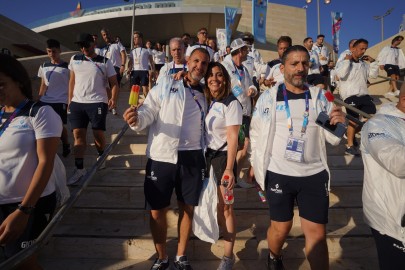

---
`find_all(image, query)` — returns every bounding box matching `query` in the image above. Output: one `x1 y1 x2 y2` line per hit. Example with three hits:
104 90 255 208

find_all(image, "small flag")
70 1 85 17
225 6 238 46
331 11 343 54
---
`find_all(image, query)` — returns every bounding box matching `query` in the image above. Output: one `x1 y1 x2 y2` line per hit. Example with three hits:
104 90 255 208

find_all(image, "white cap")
230 38 251 53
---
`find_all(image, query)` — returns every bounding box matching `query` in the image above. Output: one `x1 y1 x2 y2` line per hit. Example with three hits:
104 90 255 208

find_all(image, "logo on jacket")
368 132 386 139
170 87 178 93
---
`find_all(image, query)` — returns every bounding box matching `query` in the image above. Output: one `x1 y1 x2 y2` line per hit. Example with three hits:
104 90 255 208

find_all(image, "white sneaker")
111 108 117 115
97 156 106 170
384 91 395 98
394 90 400 96
68 168 86 185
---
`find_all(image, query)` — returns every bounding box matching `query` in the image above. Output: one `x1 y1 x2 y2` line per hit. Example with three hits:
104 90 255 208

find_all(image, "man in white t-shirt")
100 28 126 115
377 35 405 97
123 48 210 270
250 45 346 270
185 27 214 61
158 37 187 79
127 31 155 97
37 38 71 157
68 33 119 184
303 37 325 89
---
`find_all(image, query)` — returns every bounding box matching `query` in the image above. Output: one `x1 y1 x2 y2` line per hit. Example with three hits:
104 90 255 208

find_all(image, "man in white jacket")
361 86 405 270
335 38 378 156
377 35 405 97
123 48 210 270
250 45 346 270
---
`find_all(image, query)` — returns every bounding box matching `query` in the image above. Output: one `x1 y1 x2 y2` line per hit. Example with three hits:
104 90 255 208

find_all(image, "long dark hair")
204 62 232 103
0 54 33 100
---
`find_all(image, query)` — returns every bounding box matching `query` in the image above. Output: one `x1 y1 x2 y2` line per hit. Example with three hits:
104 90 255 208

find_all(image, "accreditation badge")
134 57 140 64
284 136 306 163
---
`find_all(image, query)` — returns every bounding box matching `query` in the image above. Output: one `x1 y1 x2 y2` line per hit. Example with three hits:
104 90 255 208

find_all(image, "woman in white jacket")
360 89 405 270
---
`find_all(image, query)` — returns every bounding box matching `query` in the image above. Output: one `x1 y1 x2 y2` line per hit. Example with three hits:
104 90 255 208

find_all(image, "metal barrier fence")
0 123 130 270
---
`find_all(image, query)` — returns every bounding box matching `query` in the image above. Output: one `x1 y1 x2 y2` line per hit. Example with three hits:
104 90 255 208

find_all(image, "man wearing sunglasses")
67 33 119 184
185 27 214 61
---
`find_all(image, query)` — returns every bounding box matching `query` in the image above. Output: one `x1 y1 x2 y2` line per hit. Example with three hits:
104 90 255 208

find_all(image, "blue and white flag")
225 6 238 46
331 11 343 54
252 0 267 44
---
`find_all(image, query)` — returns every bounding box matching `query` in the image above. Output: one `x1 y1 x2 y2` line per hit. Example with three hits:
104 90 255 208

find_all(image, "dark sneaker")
217 255 235 270
174 255 193 270
353 138 359 147
345 146 360 156
150 258 170 270
267 254 285 270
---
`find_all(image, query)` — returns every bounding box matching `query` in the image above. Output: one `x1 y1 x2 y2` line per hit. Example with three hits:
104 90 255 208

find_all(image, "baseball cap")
75 33 93 47
230 38 251 53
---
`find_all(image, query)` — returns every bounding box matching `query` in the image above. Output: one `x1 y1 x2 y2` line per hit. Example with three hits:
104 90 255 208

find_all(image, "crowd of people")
0 25 404 270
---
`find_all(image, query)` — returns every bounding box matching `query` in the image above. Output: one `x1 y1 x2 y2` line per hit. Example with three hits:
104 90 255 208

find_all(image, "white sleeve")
106 59 117 78
368 62 379 79
32 106 63 139
225 100 243 126
37 66 43 78
335 59 352 79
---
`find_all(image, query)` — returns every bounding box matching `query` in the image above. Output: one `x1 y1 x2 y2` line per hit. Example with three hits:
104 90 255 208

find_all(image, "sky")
0 0 403 50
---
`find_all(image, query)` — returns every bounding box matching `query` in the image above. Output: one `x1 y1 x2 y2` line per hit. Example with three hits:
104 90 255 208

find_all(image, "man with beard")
250 45 346 270
185 27 214 61
123 48 210 270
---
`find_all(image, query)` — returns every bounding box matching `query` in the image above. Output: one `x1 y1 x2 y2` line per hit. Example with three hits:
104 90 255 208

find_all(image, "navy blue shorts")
265 170 329 224
144 150 205 210
371 227 405 270
344 95 376 119
113 66 122 84
42 102 68 124
130 70 149 87
0 192 56 258
384 64 400 77
68 101 108 131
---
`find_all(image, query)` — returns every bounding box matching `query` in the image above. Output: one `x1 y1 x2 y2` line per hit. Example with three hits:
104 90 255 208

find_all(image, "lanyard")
85 56 105 76
232 61 244 82
0 99 29 138
279 84 310 136
46 63 62 84
207 100 216 114
135 47 142 59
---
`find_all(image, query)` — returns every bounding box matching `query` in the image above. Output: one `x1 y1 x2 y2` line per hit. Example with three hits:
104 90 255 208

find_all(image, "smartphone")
315 111 347 138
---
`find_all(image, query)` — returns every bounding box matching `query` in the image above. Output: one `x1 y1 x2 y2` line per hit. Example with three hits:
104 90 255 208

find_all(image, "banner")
252 0 267 44
331 11 343 54
216 29 227 54
225 6 238 46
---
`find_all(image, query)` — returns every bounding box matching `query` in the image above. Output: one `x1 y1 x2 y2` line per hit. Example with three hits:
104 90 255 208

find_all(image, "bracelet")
225 168 232 171
17 204 35 215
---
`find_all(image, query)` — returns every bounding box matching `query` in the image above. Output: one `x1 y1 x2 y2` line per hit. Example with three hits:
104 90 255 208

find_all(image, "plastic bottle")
223 175 234 205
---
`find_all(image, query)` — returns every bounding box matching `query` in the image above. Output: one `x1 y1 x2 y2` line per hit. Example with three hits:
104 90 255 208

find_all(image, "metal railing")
0 123 130 270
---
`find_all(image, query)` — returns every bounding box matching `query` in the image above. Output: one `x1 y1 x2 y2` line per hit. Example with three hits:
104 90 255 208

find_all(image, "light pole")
374 8 394 42
124 0 136 50
306 0 331 35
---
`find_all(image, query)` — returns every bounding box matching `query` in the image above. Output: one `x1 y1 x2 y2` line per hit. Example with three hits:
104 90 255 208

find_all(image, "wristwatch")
17 204 35 215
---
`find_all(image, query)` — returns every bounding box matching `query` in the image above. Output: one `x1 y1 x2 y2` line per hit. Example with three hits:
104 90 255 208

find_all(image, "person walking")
123 48 210 270
250 45 346 270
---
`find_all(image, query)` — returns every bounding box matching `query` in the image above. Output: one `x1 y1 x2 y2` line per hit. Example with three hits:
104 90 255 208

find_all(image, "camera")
315 111 346 138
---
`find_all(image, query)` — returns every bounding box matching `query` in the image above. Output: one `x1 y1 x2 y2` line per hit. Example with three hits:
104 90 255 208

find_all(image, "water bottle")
223 175 234 205
255 182 267 203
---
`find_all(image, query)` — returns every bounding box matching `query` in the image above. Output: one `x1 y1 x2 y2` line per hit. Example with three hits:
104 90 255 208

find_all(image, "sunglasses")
199 32 208 35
